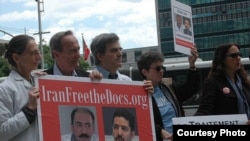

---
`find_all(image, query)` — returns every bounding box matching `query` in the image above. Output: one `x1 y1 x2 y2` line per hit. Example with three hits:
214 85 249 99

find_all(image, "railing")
183 105 199 116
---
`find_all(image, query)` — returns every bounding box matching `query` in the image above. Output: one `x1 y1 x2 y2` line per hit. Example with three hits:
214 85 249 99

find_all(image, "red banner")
36 75 155 141
175 38 193 48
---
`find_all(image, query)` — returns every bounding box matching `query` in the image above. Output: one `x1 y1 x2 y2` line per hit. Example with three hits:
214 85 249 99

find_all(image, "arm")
89 70 103 80
173 46 201 102
0 88 30 140
173 69 201 103
161 129 172 140
143 80 153 95
76 68 103 80
174 46 201 102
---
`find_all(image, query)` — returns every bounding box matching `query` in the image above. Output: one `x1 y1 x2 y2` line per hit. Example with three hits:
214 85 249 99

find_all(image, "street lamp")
35 0 44 69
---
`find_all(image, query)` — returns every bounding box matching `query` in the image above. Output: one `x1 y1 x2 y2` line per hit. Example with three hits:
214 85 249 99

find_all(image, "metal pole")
36 0 44 69
0 29 14 37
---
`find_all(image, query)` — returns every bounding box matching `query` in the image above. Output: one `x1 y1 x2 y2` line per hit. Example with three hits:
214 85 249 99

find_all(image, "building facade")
155 0 250 60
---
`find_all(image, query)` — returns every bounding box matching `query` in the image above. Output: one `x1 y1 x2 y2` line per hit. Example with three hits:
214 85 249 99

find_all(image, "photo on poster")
171 0 194 55
174 13 185 34
183 16 192 36
59 105 99 141
102 107 139 141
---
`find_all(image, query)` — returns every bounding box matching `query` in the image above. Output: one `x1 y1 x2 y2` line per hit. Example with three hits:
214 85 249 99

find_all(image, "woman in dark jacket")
195 43 250 123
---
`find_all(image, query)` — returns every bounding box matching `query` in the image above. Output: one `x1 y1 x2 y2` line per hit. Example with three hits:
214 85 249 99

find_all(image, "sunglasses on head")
152 66 166 72
226 52 242 58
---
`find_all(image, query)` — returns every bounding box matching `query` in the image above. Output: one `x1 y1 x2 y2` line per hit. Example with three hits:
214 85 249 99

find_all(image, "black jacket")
153 69 201 141
195 76 250 116
44 67 89 77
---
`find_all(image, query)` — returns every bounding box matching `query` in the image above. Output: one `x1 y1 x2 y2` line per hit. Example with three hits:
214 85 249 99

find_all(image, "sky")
0 0 158 52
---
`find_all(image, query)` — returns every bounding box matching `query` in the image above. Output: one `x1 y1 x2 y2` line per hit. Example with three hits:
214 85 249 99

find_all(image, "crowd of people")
0 30 250 141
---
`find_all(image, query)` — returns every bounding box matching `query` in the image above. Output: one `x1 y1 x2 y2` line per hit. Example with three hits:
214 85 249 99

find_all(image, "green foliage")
0 43 6 56
0 57 10 77
78 57 90 70
42 45 54 69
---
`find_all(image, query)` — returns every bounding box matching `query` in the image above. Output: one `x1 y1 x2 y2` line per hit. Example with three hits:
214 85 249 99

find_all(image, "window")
134 50 142 62
150 48 158 52
122 52 127 63
211 6 216 13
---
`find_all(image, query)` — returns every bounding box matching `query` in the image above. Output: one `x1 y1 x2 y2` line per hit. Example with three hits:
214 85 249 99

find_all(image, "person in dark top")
137 47 201 141
195 43 250 124
45 30 102 79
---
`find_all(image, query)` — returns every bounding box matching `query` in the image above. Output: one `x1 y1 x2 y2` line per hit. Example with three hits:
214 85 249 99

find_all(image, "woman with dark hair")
195 43 250 123
0 34 41 141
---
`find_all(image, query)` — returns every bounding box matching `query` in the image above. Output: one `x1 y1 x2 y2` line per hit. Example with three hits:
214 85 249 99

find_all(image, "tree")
78 57 90 70
0 57 10 77
42 44 54 69
0 43 6 56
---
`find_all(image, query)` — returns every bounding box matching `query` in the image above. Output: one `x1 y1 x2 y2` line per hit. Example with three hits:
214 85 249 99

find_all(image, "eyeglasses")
151 66 166 72
226 52 242 58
